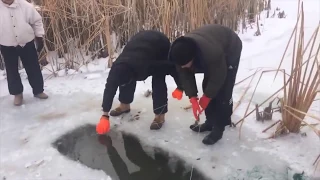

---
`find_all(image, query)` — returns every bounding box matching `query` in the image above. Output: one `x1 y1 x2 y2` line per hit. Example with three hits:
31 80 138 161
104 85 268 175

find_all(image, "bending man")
97 30 183 134
169 24 242 145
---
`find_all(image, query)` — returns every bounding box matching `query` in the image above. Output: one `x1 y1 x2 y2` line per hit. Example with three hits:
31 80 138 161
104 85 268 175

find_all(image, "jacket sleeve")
176 66 198 98
203 52 227 99
28 6 45 37
102 68 119 112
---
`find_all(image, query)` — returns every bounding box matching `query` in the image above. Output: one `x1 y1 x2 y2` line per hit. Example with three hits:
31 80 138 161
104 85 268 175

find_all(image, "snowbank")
0 0 319 179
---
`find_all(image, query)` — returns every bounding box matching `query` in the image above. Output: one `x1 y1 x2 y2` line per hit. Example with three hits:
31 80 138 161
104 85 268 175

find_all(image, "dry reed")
0 0 266 73
276 2 320 135
237 1 320 139
27 0 265 73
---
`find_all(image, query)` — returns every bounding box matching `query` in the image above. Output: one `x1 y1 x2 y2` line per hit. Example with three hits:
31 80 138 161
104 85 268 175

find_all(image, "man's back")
117 30 170 64
184 24 238 54
113 30 171 81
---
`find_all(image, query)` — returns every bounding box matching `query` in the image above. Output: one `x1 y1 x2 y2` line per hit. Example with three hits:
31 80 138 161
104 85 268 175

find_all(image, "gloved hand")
96 115 111 134
199 95 211 110
172 88 183 100
35 37 44 52
190 97 203 121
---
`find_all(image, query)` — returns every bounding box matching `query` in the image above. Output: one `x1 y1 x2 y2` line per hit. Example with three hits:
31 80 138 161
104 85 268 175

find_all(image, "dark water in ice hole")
52 124 210 180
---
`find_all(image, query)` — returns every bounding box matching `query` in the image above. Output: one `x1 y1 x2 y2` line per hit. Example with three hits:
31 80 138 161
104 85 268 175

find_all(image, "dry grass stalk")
238 69 289 138
282 105 319 136
234 63 312 129
273 13 301 81
235 73 256 86
285 106 320 122
235 64 311 129
300 123 318 127
233 69 260 112
235 68 263 86
314 155 320 176
103 15 113 68
235 81 284 126
314 154 320 166
262 120 281 133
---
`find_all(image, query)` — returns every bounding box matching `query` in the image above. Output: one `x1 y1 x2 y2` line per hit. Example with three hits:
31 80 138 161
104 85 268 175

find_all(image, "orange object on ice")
172 88 183 100
96 115 111 134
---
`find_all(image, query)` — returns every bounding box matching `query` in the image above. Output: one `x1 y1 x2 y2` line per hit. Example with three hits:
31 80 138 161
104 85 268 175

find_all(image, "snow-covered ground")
1 0 320 179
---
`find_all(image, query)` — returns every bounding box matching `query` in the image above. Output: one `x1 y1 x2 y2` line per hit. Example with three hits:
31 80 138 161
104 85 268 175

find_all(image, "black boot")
202 126 225 145
190 123 213 132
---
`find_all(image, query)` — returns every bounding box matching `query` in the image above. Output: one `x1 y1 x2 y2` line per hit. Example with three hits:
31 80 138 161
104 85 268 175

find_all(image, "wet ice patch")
0 90 316 180
52 124 208 180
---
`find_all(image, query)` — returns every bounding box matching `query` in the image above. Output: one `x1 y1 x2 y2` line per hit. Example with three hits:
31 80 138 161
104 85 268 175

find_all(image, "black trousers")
204 41 242 128
118 75 168 115
0 40 44 95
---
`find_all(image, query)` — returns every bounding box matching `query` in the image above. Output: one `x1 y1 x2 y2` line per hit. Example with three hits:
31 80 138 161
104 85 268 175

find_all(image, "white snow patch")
0 0 319 179
0 70 5 81
84 73 103 80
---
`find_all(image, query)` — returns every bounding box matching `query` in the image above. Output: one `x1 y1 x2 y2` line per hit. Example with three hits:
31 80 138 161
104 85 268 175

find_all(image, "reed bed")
275 4 320 136
27 0 266 72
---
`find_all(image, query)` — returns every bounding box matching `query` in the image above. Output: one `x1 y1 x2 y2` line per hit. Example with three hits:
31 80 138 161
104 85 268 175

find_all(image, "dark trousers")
204 41 242 128
0 40 44 95
118 75 168 115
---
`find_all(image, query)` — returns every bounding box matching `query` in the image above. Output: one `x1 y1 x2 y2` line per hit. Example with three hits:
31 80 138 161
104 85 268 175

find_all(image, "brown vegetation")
34 0 265 71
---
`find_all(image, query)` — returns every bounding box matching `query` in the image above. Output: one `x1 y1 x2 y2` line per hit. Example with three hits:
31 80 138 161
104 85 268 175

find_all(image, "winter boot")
190 123 213 133
150 114 165 130
110 104 130 117
14 94 23 106
34 92 49 99
202 126 225 145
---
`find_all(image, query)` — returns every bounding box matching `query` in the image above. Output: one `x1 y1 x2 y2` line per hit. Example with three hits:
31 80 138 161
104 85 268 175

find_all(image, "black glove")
35 37 44 52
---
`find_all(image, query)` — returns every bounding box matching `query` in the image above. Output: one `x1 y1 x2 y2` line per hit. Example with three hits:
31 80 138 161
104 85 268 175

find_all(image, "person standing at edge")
169 24 242 145
96 30 184 134
0 0 48 106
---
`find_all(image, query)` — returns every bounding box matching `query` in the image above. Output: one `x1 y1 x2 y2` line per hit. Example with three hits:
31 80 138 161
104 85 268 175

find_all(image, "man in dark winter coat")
169 24 242 145
96 30 183 134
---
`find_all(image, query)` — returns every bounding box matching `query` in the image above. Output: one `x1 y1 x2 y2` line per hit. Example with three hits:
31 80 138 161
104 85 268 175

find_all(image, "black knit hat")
170 37 196 66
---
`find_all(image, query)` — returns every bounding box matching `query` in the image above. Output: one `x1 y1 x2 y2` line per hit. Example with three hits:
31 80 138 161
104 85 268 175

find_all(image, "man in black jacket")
96 30 183 134
169 24 242 145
